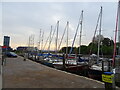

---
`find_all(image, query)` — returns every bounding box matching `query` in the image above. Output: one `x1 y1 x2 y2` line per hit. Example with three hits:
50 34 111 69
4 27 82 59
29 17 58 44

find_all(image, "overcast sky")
0 1 119 50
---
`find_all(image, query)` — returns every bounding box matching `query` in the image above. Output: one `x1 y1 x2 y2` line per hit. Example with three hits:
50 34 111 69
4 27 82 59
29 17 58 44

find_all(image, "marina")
1 0 120 89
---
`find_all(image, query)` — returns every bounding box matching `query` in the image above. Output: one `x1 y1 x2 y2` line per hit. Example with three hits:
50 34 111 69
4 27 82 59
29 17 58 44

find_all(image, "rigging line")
48 26 53 53
43 34 50 50
69 11 83 55
43 26 52 50
112 1 119 67
47 23 57 51
89 7 102 55
58 22 67 51
38 29 42 51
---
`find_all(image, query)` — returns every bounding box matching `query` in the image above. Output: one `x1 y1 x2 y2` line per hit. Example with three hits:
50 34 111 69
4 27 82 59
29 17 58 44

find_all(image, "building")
16 46 28 51
3 36 10 47
17 46 38 52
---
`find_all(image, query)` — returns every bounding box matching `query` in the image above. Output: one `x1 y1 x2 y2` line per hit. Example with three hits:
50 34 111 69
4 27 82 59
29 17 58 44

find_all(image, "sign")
102 74 114 83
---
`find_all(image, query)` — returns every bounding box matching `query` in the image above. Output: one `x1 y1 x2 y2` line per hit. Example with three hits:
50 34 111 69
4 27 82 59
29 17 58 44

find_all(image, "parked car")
6 52 17 57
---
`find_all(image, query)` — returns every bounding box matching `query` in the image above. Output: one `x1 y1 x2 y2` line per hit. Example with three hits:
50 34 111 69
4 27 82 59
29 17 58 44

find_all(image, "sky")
0 0 119 50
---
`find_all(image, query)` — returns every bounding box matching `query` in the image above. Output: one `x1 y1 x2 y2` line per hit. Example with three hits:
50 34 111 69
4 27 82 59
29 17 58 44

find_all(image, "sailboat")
53 21 76 69
88 6 114 81
39 22 55 66
53 11 89 76
88 6 104 81
64 10 89 75
53 20 83 70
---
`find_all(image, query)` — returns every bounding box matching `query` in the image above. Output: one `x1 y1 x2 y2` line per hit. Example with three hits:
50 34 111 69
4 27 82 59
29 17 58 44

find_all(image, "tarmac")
2 56 106 88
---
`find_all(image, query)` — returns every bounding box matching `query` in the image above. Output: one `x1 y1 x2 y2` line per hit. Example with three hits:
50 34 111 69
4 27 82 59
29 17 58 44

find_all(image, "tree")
87 42 98 54
77 45 88 54
88 37 114 55
102 38 114 46
59 47 76 54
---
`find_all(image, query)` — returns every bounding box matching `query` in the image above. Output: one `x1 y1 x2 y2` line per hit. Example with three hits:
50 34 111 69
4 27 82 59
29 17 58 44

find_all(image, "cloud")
1 2 118 49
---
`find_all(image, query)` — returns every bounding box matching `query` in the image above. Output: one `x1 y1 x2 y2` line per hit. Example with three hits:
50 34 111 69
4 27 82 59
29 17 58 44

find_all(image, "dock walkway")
3 56 105 88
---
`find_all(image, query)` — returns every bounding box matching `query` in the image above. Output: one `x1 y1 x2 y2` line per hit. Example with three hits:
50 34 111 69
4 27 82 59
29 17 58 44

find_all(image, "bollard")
62 53 66 70
102 72 115 90
102 60 104 72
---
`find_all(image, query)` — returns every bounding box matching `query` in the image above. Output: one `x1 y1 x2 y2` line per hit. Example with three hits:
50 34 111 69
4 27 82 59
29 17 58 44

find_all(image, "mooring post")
102 72 116 90
108 60 111 72
63 53 65 68
102 60 104 72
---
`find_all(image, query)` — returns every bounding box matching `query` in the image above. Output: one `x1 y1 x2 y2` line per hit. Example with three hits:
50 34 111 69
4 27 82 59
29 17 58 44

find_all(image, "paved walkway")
3 56 105 88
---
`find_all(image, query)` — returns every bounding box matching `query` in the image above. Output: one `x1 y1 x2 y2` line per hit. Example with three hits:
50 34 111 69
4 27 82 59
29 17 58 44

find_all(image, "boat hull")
66 65 89 76
88 69 103 81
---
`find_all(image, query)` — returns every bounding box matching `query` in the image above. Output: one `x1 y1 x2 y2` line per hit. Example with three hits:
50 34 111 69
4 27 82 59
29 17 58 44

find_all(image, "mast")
89 8 101 55
28 36 30 48
79 10 83 55
28 35 31 55
97 6 102 64
69 10 83 55
66 21 69 57
47 24 57 51
28 34 35 52
48 26 52 53
55 21 59 54
38 29 41 50
41 31 44 53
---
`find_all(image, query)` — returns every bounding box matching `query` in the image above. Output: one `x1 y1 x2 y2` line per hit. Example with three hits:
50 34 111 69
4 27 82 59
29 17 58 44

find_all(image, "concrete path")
3 56 105 88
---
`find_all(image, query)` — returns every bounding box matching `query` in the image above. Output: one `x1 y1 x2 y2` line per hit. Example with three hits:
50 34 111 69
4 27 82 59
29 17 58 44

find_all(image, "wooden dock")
2 56 105 88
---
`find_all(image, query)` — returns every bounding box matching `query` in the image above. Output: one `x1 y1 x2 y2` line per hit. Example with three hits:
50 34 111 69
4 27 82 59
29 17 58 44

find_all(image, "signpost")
102 72 115 90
